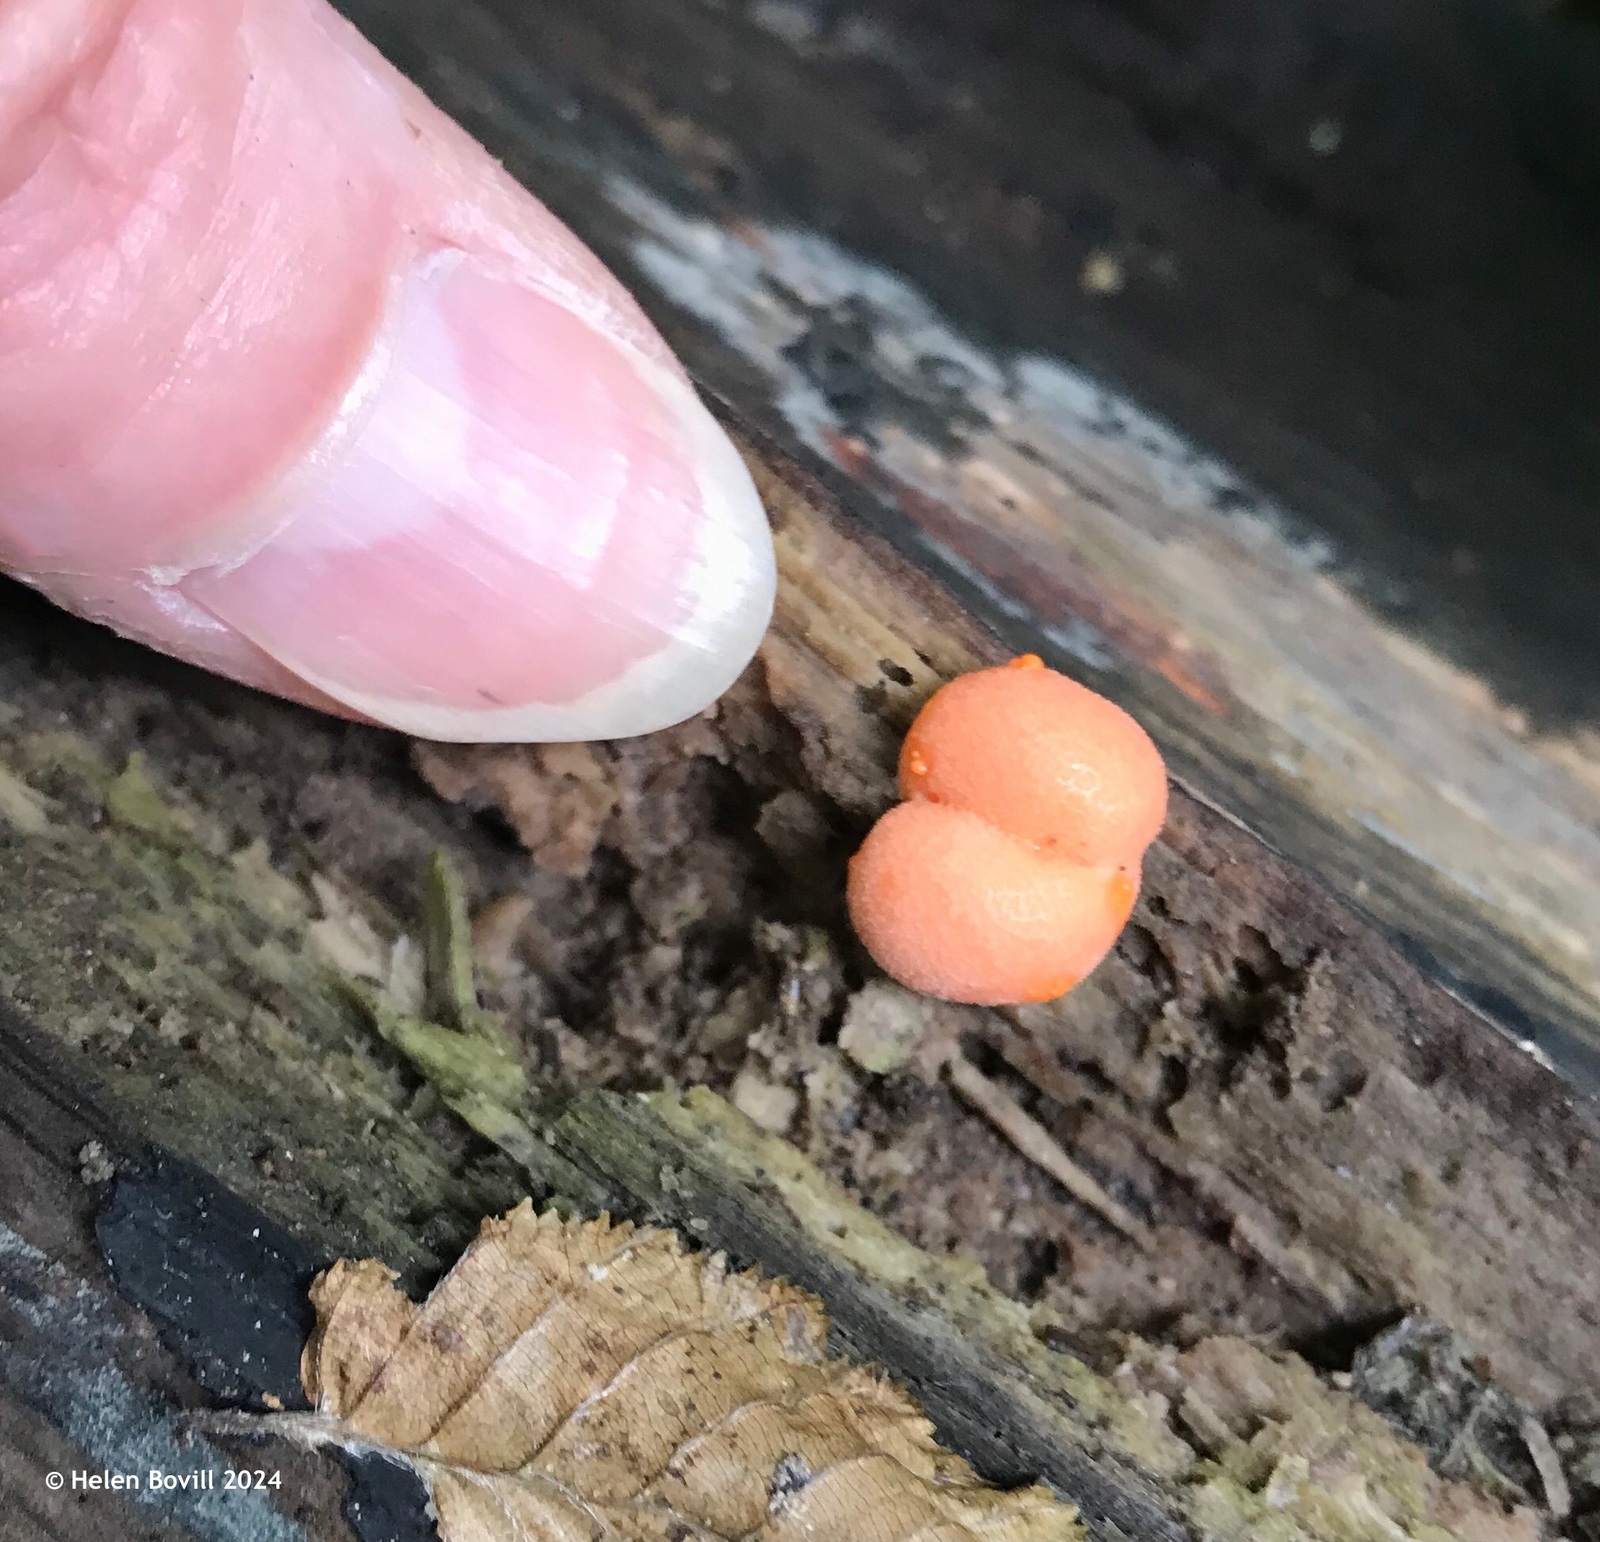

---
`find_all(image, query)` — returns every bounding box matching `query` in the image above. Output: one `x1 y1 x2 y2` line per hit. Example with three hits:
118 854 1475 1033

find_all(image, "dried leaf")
289 1201 1081 1541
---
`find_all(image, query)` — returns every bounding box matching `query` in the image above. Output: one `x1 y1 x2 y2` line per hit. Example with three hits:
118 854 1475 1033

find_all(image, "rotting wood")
0 1388 209 1542
334 0 1600 1097
0 543 1577 1535
0 406 1596 1439
0 1006 1543 1542
0 1030 359 1542
423 422 1600 1414
944 1055 1154 1251
0 2 1592 1535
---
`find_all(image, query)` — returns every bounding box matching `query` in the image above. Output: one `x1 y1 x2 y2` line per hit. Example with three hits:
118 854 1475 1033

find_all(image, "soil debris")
407 667 1377 1361
1353 1317 1594 1530
3 587 1592 1529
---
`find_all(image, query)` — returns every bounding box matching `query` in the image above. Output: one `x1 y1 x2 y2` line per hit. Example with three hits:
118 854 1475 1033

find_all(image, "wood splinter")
946 1054 1153 1250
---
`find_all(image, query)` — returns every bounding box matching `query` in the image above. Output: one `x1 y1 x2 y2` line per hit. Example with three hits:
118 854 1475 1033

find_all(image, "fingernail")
183 250 775 741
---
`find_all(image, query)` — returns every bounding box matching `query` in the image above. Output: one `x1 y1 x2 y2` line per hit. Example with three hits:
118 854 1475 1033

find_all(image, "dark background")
361 0 1600 724
789 0 1600 724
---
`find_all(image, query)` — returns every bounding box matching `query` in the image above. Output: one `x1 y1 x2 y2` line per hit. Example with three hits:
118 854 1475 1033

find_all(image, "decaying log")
2 2 1597 1533
0 414 1593 1539
0 997 1548 1542
338 0 1600 1088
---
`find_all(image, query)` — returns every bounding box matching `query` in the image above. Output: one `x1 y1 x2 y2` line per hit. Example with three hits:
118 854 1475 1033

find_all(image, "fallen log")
0 420 1592 1539
2 0 1597 1535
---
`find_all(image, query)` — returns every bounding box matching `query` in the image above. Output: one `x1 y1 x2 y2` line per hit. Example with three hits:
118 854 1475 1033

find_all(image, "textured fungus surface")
848 656 1167 1003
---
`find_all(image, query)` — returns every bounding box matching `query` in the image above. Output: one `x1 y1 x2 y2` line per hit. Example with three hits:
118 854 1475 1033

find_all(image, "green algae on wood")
0 716 1548 1540
0 733 526 1284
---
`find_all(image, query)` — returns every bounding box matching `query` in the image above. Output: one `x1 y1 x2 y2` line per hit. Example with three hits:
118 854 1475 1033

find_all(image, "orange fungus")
847 656 1167 1005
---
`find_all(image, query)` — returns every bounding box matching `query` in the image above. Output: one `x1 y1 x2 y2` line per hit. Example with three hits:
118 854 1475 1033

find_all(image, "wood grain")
2 419 1597 1414
0 1004 1541 1542
0 3 1596 1535
335 0 1600 1082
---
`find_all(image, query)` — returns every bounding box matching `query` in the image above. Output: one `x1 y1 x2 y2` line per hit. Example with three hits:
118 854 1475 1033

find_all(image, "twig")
985 1024 1371 1309
946 1055 1153 1249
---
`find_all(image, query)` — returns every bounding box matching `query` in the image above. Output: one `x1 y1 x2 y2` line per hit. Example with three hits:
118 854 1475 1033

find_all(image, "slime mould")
847 656 1168 1006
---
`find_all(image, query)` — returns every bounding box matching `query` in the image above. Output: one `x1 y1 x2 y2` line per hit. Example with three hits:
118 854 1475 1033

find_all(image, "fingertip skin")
849 657 1167 1005
0 0 775 739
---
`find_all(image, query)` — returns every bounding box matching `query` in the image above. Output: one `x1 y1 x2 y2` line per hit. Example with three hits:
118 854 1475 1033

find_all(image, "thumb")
0 0 774 741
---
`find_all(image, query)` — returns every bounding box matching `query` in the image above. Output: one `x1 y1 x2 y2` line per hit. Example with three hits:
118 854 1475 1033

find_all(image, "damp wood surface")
0 980 1563 1542
0 426 1596 1539
1 0 1598 1537
330 0 1600 1085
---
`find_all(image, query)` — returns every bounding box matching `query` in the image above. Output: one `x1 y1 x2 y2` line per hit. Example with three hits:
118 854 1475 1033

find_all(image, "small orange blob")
847 656 1168 1005
1107 869 1138 919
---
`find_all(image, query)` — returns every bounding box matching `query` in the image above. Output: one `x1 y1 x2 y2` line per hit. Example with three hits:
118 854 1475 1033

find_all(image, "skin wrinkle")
0 0 397 565
0 0 775 739
0 0 136 196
